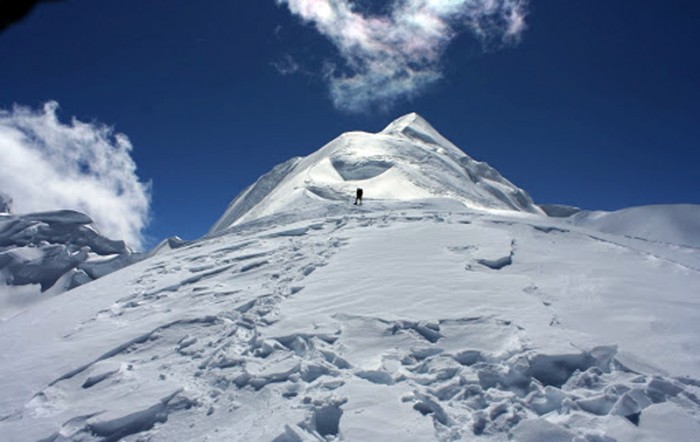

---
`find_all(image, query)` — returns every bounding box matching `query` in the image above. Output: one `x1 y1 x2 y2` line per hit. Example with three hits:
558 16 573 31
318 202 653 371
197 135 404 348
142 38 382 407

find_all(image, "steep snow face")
210 113 542 233
0 210 141 316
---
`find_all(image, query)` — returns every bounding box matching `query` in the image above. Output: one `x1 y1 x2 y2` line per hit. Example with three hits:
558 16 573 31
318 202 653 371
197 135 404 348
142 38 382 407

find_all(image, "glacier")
0 113 699 441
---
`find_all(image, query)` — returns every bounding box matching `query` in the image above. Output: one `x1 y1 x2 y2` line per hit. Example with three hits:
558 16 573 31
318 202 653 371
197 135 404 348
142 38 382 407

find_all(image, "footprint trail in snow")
2 208 698 441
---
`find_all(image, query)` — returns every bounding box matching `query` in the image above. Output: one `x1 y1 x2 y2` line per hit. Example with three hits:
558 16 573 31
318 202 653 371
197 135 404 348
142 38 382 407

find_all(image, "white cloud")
276 0 528 111
0 101 151 249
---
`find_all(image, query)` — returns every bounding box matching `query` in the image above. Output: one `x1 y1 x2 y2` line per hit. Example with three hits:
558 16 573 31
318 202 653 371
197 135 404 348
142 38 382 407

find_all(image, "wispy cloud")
271 54 302 76
0 101 151 249
276 0 528 112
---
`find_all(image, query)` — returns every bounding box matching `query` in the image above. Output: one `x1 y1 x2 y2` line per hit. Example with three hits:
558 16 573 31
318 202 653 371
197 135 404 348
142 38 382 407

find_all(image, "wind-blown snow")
210 113 542 233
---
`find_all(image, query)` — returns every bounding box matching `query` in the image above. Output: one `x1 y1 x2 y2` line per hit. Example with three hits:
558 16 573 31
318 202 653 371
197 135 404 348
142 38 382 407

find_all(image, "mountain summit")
210 113 542 233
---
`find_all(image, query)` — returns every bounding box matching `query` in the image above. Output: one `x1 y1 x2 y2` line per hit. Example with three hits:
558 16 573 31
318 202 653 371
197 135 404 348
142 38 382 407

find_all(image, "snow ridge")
209 157 302 235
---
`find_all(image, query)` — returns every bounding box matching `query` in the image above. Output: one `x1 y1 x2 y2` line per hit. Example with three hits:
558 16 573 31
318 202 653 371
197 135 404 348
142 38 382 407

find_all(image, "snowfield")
571 204 700 248
1 114 698 441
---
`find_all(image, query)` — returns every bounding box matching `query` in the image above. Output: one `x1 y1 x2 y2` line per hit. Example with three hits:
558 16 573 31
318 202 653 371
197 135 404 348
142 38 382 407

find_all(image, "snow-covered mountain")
1 114 699 441
210 113 542 233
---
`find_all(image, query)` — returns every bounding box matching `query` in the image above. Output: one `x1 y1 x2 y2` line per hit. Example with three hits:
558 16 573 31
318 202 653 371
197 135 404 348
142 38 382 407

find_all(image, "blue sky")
0 0 698 247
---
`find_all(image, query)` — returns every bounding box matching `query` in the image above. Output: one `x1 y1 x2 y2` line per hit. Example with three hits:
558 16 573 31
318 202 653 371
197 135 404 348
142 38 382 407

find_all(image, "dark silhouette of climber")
354 188 363 205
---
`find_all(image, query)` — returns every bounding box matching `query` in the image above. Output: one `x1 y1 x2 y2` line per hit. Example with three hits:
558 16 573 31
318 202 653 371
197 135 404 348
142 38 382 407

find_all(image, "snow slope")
1 114 699 441
210 113 542 233
1 200 698 441
571 205 700 248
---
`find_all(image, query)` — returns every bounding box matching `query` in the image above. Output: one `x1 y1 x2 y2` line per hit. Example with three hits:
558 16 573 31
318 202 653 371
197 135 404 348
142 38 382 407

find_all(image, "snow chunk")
0 209 141 307
511 419 575 442
0 193 12 214
21 210 93 225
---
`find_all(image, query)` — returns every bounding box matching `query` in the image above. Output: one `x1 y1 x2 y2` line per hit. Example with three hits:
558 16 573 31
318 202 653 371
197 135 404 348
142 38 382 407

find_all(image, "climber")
354 188 363 205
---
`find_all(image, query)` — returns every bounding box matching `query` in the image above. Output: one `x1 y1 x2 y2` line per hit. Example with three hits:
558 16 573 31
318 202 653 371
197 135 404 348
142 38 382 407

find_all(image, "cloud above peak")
0 101 151 249
276 0 529 112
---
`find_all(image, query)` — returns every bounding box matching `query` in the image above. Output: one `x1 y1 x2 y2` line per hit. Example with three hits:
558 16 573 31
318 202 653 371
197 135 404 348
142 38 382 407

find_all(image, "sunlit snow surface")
2 113 699 441
209 113 542 233
1 199 699 441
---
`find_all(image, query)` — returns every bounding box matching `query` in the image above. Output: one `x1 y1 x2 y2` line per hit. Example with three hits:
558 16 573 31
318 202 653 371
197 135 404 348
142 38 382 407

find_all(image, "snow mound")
572 204 700 248
210 113 542 233
0 209 142 316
